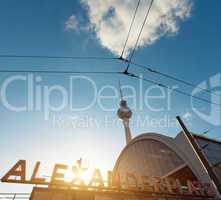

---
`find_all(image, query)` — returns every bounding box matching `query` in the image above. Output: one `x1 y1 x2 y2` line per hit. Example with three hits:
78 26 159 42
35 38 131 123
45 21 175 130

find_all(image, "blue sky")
0 0 221 192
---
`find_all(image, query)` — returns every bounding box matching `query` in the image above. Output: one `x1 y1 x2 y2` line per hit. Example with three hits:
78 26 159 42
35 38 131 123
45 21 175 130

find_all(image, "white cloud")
80 0 192 57
65 15 92 33
65 15 79 31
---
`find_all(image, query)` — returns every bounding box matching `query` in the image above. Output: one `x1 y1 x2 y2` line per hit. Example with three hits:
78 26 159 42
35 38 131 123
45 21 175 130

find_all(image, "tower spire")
118 81 123 101
117 81 132 145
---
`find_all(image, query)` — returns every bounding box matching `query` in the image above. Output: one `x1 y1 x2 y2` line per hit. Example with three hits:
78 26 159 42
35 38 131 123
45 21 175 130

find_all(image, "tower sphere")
117 100 132 119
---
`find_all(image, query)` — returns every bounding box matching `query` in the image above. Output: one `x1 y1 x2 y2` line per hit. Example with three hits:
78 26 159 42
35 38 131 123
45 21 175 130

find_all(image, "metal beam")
176 116 221 196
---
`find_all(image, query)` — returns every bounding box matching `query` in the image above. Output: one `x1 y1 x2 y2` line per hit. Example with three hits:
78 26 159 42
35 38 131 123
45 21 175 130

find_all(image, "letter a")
89 169 104 187
1 160 26 183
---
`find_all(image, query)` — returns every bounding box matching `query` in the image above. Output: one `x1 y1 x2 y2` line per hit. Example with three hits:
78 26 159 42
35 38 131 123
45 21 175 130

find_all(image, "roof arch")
114 132 210 182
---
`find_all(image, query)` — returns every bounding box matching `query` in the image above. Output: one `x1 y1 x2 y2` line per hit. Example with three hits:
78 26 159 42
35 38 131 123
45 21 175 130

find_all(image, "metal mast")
176 116 221 197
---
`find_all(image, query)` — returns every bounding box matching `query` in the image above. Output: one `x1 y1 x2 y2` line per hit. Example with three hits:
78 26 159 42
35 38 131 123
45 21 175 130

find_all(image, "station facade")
2 90 221 200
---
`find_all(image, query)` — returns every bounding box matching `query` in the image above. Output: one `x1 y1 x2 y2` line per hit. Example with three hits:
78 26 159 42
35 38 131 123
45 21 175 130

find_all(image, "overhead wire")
0 0 219 110
0 69 123 75
122 71 221 107
3 54 218 98
0 67 220 108
120 0 141 59
119 0 219 99
0 55 118 61
125 0 154 72
120 58 221 97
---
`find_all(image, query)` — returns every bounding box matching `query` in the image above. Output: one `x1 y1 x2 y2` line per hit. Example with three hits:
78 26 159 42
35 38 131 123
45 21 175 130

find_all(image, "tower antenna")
118 80 123 101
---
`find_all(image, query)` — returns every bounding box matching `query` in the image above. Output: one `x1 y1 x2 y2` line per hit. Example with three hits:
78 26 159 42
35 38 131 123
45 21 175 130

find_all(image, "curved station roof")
114 132 221 186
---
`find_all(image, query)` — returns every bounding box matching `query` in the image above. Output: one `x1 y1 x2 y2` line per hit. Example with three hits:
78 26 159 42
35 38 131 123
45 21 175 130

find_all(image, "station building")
114 87 221 187
29 92 221 200
29 132 221 200
114 132 221 186
2 92 221 200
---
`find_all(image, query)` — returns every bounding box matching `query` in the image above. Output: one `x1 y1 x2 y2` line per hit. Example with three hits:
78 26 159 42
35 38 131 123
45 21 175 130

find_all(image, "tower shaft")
122 118 132 144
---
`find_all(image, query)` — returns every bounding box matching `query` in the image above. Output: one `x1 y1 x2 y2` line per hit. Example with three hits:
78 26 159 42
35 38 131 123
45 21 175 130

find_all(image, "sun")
64 159 92 184
63 159 109 186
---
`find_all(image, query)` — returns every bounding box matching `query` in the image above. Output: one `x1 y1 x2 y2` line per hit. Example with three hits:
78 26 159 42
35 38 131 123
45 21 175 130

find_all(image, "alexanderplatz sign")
1 160 216 199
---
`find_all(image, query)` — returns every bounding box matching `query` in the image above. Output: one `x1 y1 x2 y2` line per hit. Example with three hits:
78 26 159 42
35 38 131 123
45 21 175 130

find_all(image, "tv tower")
117 81 132 145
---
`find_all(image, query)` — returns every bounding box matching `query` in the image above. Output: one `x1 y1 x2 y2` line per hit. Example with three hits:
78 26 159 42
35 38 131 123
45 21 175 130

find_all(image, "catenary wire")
120 58 221 98
0 69 123 75
122 71 221 107
1 68 220 107
125 0 154 72
2 54 218 97
120 0 141 59
0 55 118 60
1 68 221 110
